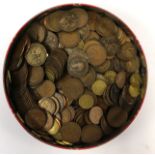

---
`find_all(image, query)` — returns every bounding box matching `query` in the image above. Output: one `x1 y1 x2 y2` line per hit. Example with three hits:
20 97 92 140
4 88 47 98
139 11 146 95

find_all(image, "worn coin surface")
25 43 47 66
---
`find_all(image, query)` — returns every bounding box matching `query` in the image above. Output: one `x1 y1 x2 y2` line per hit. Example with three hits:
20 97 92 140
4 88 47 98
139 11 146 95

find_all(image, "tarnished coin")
80 67 96 87
107 106 128 128
35 80 56 98
59 11 78 32
25 43 47 66
48 118 61 135
117 27 130 45
115 71 126 88
94 60 111 73
60 122 81 143
61 107 72 123
87 11 100 31
27 23 46 42
71 8 88 28
78 25 90 40
11 62 28 88
79 94 94 109
43 11 63 32
87 31 100 40
44 112 54 131
129 85 140 98
25 108 47 130
44 31 58 50
86 44 107 66
38 97 56 114
118 42 136 61
91 79 107 96
84 39 101 51
28 66 44 87
101 35 120 59
57 75 84 100
10 35 30 71
100 115 113 135
125 57 140 73
50 96 60 115
81 125 103 143
67 51 89 77
45 65 57 81
89 106 103 124
59 31 80 48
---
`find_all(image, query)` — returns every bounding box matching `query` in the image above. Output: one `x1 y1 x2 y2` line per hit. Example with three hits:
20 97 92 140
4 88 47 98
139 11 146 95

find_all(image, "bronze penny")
107 106 128 128
89 106 103 124
60 122 81 143
25 108 47 130
115 71 126 88
81 125 103 143
27 22 46 42
28 66 44 87
61 107 72 123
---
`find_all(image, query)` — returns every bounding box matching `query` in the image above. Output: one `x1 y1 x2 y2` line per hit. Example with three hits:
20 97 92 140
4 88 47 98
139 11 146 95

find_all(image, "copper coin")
89 106 103 124
61 107 72 123
59 11 78 32
44 31 58 50
27 22 46 42
81 125 103 143
44 112 54 131
25 108 47 130
60 122 81 143
35 80 56 98
115 71 126 88
28 66 44 87
107 106 128 128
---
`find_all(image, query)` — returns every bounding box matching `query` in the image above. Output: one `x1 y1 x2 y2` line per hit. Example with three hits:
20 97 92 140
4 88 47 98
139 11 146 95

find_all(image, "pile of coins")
6 6 147 148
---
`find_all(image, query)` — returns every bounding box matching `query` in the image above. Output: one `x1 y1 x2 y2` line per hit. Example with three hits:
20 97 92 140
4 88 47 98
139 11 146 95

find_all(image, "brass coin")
44 31 58 50
130 73 142 87
25 107 47 130
44 112 54 131
59 11 78 32
71 8 88 28
86 44 107 66
89 106 103 124
45 66 57 81
48 118 61 135
57 75 84 100
43 11 63 32
115 71 126 88
59 31 80 48
27 22 46 42
38 97 56 114
61 107 72 123
67 51 89 78
107 106 128 128
10 35 30 71
60 122 81 143
104 70 117 84
25 43 47 66
81 125 103 143
79 94 94 109
91 79 107 96
80 67 96 87
28 66 44 87
35 80 56 98
129 85 140 98
84 89 97 104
